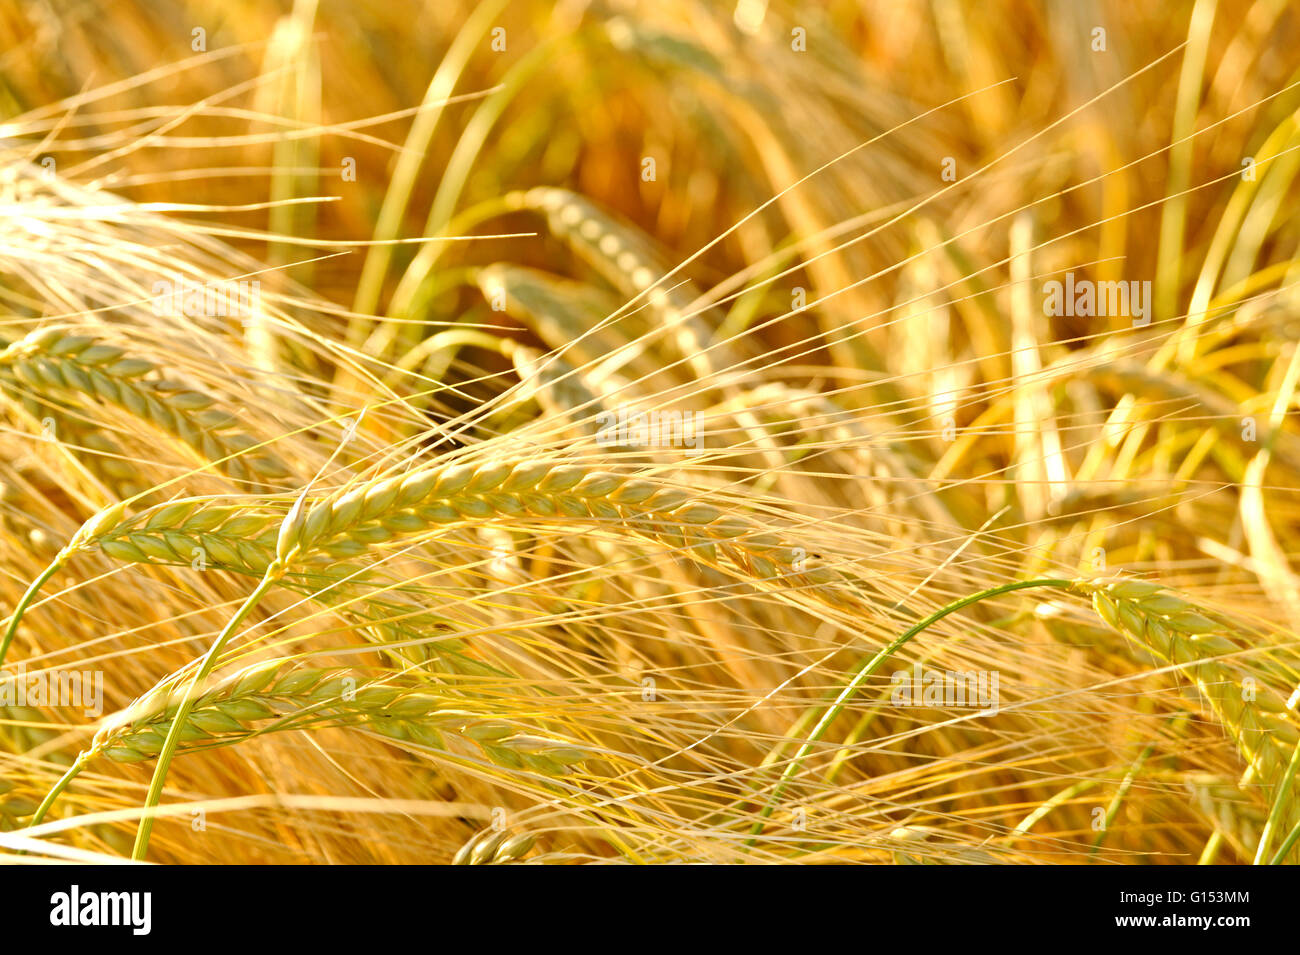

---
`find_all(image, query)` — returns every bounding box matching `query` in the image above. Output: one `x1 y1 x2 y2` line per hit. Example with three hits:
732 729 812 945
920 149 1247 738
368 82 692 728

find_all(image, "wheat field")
0 0 1297 866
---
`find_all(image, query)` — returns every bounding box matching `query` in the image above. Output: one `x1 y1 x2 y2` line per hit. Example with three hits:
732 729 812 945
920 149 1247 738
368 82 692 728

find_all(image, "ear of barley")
473 263 643 374
16 495 481 674
0 327 289 486
1073 577 1300 859
91 459 842 594
108 515 482 673
510 187 728 379
504 191 806 475
5 397 148 499
88 659 593 778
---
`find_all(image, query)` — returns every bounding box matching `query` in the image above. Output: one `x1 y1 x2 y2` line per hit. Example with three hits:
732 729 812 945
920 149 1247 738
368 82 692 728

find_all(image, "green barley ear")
81 658 597 779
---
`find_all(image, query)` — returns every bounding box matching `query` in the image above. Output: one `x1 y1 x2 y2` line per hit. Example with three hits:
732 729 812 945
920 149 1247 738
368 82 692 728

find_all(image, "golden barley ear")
1074 577 1300 855
0 327 291 487
89 458 844 593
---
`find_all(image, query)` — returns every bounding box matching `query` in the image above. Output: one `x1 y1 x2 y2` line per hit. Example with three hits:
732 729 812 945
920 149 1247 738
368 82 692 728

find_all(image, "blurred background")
5 0 1294 335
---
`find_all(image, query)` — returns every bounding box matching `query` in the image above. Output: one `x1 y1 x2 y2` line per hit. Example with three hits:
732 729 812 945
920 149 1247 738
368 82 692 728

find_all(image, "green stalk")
28 750 90 829
2 503 127 668
1197 830 1226 865
0 555 70 669
746 578 1073 845
1090 742 1156 856
1268 817 1300 865
131 565 282 860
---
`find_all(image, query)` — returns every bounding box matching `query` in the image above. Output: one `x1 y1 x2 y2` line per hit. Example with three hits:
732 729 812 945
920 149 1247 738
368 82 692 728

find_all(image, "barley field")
0 0 1297 866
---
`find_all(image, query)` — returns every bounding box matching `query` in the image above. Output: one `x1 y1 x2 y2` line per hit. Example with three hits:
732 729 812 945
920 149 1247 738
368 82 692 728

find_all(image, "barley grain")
451 827 535 864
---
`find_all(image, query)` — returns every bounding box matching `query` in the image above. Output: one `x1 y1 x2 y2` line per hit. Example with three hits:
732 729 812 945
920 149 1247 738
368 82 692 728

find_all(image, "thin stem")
131 565 282 861
746 578 1074 845
1197 830 1226 865
1268 817 1300 865
28 750 90 829
0 554 68 669
1090 741 1156 856
1011 779 1100 844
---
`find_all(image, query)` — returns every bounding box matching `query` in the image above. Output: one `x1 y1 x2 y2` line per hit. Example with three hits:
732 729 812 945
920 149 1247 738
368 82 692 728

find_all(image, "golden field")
0 0 1297 865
